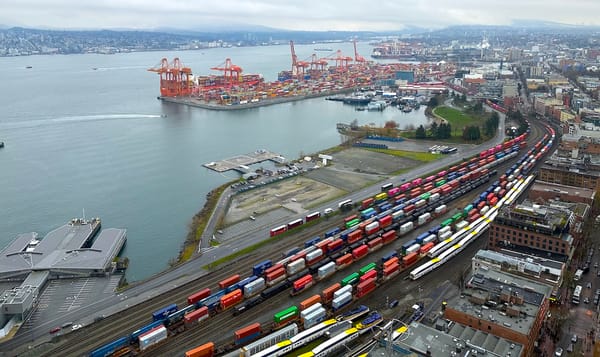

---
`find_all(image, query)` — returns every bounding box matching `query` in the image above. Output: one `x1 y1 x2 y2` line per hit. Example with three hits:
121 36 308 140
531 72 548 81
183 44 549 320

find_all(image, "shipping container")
266 268 286 285
423 234 437 244
324 227 341 238
187 288 211 305
352 245 369 260
152 303 177 321
303 308 327 329
301 303 323 321
300 295 322 311
382 263 400 280
219 274 241 290
274 306 299 325
402 252 419 266
417 212 431 225
185 342 215 357
244 278 266 297
287 259 306 275
327 238 344 254
360 207 377 220
382 230 397 244
405 243 421 255
332 292 353 311
306 249 324 265
335 253 354 268
381 251 398 265
400 222 414 235
360 269 377 283
220 289 243 311
383 256 400 269
419 242 435 255
292 274 314 294
261 280 291 299
304 236 321 248
235 323 261 345
367 237 383 251
322 283 342 303
356 278 377 298
361 197 375 209
347 229 363 244
341 272 360 286
184 306 209 325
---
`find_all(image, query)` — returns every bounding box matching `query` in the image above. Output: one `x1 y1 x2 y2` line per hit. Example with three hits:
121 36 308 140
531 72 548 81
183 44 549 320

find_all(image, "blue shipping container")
325 227 341 238
381 251 398 264
89 336 130 357
152 303 177 321
304 236 321 248
252 260 273 276
131 320 164 341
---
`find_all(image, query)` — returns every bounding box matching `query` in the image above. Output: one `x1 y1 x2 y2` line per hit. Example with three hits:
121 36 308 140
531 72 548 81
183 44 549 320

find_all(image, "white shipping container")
244 278 265 296
304 308 327 329
455 220 468 230
480 206 490 215
334 285 353 299
418 213 431 225
438 226 451 237
139 326 168 351
493 187 501 194
287 259 306 275
332 292 353 310
439 231 452 241
508 174 515 182
400 222 414 234
423 234 437 244
365 222 379 232
317 262 336 279
301 303 323 319
415 199 426 208
406 243 421 254
306 249 323 262
507 181 515 189
429 193 440 202
392 210 404 220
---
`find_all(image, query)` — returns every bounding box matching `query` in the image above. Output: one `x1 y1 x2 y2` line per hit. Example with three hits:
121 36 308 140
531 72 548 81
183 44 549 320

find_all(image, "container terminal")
148 40 457 110
0 217 126 338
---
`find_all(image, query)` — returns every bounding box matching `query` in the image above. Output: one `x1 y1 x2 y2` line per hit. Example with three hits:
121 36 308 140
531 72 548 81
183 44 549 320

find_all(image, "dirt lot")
224 147 422 226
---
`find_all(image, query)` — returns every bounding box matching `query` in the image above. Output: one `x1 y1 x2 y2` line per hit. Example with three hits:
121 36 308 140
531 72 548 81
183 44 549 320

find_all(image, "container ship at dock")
148 40 456 110
371 40 423 60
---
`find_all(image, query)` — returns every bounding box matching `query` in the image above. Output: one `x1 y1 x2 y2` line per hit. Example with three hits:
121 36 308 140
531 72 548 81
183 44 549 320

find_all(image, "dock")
204 149 285 173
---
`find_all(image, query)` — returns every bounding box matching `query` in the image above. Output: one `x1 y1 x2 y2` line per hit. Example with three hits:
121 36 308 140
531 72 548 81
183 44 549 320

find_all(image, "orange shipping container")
185 342 215 357
322 283 341 303
220 289 243 310
300 295 322 310
218 274 240 290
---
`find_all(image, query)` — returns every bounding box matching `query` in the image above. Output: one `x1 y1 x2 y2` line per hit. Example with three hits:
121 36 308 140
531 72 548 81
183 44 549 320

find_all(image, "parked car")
571 334 578 343
49 326 61 334
554 347 563 357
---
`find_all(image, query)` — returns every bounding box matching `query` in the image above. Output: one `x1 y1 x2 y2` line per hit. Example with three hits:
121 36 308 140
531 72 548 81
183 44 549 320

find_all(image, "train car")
274 306 300 328
188 288 211 306
381 230 397 244
165 304 195 326
374 192 388 204
199 290 227 312
233 295 264 317
322 283 341 304
287 259 306 276
303 307 327 329
335 253 353 270
235 323 262 345
327 238 344 254
89 336 131 357
352 245 369 260
341 272 360 287
253 260 273 277
184 306 209 325
265 267 287 286
152 303 177 322
219 274 241 290
300 295 322 311
346 230 363 245
244 277 266 297
361 197 375 210
355 277 377 298
240 323 298 357
185 342 215 357
388 187 401 197
261 280 291 300
402 252 419 267
291 274 314 296
305 211 321 222
324 227 341 238
359 269 377 283
270 225 287 237
332 292 353 312
367 237 383 251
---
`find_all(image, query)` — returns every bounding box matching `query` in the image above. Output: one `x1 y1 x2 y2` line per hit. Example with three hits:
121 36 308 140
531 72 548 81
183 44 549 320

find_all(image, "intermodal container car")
322 283 342 304
219 274 241 290
187 288 211 305
235 323 261 345
378 215 393 229
304 236 321 248
300 295 322 310
352 245 369 260
220 289 243 311
261 280 291 299
184 306 210 325
347 230 363 244
341 272 360 286
356 278 376 298
419 242 435 255
381 251 398 265
327 238 344 254
317 261 336 280
287 259 306 275
324 227 341 238
382 263 400 280
367 237 383 251
335 253 353 268
383 256 399 269
361 197 375 209
292 274 314 295
364 222 380 236
382 230 397 244
152 303 177 321
360 269 377 283
244 278 266 297
274 306 299 326
402 252 419 267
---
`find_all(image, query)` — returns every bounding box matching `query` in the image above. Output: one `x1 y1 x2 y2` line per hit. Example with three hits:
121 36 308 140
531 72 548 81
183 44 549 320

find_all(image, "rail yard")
25 107 556 357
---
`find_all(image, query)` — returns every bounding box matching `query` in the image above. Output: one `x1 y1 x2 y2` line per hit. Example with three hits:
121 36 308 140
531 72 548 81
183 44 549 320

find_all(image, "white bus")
572 285 582 305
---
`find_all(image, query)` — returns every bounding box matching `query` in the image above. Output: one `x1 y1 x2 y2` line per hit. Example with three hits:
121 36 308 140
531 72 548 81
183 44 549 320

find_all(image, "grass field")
433 106 480 127
366 148 440 162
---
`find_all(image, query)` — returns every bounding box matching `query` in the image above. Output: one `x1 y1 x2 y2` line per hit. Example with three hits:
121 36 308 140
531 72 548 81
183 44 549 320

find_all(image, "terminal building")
0 218 126 336
442 268 553 356
487 200 575 261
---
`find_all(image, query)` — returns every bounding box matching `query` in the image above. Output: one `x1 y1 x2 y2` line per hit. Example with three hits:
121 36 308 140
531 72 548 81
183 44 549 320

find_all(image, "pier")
204 149 285 173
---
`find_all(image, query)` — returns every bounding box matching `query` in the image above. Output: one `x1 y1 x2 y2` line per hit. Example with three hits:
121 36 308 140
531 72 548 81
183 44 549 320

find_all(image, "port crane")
353 39 367 63
310 53 328 71
148 57 192 97
322 50 353 72
289 41 310 79
210 58 243 88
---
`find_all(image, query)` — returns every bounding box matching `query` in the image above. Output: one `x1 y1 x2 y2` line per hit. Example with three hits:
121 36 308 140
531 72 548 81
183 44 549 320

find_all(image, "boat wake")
0 114 163 130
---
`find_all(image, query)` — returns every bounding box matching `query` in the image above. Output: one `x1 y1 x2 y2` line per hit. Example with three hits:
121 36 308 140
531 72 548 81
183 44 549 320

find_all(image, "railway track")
39 118 547 357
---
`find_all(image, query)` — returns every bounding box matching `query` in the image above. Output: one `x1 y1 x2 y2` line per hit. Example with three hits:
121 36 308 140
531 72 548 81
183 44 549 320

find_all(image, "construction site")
147 41 457 110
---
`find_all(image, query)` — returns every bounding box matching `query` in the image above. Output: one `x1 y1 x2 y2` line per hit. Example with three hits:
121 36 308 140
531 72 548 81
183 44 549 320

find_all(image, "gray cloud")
2 0 600 30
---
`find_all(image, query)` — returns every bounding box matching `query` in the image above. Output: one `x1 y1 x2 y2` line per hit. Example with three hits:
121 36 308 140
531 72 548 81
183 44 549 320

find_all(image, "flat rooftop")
203 149 285 173
0 218 126 279
446 268 552 336
372 321 523 356
530 181 595 201
495 200 573 240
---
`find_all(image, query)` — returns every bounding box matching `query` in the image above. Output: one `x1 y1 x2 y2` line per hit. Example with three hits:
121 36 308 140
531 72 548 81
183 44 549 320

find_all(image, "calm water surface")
0 43 430 281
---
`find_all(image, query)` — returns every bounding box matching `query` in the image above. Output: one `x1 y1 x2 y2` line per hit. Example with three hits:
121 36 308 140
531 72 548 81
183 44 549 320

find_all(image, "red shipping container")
356 278 377 298
499 174 507 182
220 289 243 310
419 242 435 255
449 180 460 189
352 245 369 260
383 256 400 269
184 306 209 325
300 295 321 310
336 253 353 267
468 208 478 218
347 230 363 244
379 215 393 229
404 204 415 214
383 263 400 276
429 188 441 196
442 187 452 195
468 214 481 223
477 201 486 210
360 269 377 283
402 252 419 266
264 263 284 276
327 239 344 252
382 230 396 244
410 188 422 198
218 274 240 290
235 322 261 340
293 274 313 291
490 197 498 206
422 184 434 193
315 239 332 254
500 181 507 189
486 193 495 202
290 251 307 262
487 156 495 164
367 237 383 250
187 288 211 305
358 218 374 232
322 283 341 303
365 222 380 236
361 197 374 209
395 193 407 202
498 189 506 198
266 268 286 282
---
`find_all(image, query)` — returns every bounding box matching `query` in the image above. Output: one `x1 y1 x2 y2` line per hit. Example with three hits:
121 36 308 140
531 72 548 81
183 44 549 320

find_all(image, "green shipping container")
273 306 299 323
359 262 377 276
441 218 453 227
341 272 360 286
451 213 463 222
419 192 431 201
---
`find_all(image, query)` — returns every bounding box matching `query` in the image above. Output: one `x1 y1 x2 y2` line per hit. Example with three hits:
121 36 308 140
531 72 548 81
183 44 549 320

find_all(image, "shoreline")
158 87 361 110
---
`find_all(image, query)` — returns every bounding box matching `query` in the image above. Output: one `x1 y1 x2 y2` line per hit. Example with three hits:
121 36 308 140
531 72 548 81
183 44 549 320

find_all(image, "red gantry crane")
353 39 367 63
210 58 243 88
148 57 192 97
290 41 309 79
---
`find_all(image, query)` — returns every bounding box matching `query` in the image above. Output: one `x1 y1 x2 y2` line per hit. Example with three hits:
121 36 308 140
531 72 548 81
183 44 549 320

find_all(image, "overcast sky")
3 0 600 31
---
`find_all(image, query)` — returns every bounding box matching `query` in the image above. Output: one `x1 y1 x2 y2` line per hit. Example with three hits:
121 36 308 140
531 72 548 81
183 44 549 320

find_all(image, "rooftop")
473 249 563 284
0 218 126 279
374 321 523 357
445 268 552 336
495 200 573 239
530 181 596 202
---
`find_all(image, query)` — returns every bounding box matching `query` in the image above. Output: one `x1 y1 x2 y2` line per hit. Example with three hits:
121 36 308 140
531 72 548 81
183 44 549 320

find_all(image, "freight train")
91 124 537 357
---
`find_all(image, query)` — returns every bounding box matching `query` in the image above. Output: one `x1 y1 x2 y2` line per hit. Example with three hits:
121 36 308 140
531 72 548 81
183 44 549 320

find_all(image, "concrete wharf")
204 149 285 173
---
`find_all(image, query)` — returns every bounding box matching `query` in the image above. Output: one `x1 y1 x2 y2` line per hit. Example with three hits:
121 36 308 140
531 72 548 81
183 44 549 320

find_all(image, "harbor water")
0 43 430 281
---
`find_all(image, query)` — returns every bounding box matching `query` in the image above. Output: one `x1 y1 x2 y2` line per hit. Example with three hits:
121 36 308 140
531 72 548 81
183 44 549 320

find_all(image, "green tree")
415 125 426 139
473 101 483 113
462 126 480 141
484 112 500 137
427 96 439 108
430 121 438 138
